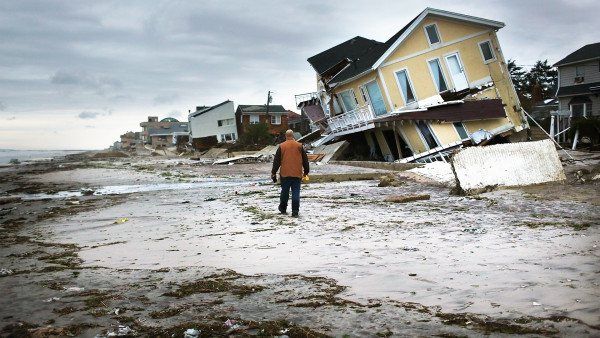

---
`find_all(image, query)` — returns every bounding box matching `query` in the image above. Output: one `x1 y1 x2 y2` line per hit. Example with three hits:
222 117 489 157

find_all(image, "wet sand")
0 153 599 337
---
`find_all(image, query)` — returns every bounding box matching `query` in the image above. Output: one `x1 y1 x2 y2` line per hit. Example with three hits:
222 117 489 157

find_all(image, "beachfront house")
188 100 237 150
140 116 189 148
235 104 289 137
295 7 528 162
553 43 600 145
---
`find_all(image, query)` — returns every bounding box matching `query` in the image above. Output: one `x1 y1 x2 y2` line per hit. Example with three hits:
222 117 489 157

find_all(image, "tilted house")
188 100 237 150
296 7 528 162
235 104 289 136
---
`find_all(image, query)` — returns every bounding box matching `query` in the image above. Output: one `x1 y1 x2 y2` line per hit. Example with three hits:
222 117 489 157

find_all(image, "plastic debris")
66 200 80 205
463 228 487 234
114 218 128 224
184 328 200 338
532 302 542 306
225 319 239 329
65 286 85 292
408 273 417 277
43 297 61 303
0 268 14 276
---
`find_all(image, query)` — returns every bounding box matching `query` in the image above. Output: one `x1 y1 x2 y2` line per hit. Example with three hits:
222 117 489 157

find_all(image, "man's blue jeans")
279 176 301 213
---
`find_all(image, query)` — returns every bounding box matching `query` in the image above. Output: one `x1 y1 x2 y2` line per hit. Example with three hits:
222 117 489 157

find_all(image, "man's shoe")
292 212 299 218
278 206 287 214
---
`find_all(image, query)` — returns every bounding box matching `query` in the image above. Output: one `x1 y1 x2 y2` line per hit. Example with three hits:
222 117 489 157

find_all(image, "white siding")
188 101 237 140
559 60 600 86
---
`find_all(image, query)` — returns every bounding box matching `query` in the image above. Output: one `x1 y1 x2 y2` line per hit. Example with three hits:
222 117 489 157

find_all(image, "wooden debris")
384 195 430 203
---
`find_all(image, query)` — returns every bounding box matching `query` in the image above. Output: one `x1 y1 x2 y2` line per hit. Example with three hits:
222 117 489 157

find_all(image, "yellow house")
296 8 528 162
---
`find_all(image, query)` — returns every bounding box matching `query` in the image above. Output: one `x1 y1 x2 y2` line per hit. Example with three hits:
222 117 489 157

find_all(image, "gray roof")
237 104 287 114
189 100 232 118
148 123 189 136
554 42 600 67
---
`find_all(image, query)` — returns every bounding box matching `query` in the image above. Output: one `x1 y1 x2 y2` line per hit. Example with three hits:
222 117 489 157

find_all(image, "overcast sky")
1 0 598 150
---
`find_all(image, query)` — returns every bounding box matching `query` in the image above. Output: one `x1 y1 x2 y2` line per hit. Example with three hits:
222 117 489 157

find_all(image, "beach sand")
0 152 599 337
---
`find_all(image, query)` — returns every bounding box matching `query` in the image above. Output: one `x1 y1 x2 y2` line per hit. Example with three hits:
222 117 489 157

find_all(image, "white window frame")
394 67 418 107
249 115 259 124
426 57 449 93
361 78 388 116
358 85 369 104
270 114 281 125
452 122 470 140
478 40 497 64
338 89 358 113
443 50 470 91
570 103 592 117
218 118 234 127
220 133 236 142
423 23 442 47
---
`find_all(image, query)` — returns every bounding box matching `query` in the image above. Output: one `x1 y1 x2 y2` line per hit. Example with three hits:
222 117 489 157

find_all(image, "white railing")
328 104 375 134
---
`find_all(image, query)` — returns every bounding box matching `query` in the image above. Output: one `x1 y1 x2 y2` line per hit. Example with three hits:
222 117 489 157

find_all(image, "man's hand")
271 174 277 183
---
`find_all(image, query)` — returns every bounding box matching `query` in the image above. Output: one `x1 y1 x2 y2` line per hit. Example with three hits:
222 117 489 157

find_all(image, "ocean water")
0 149 88 165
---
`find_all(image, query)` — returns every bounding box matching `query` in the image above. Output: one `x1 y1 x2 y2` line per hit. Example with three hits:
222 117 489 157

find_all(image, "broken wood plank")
383 195 430 203
307 154 325 162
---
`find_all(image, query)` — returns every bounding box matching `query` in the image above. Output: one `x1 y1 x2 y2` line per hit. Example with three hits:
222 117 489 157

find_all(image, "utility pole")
266 91 272 121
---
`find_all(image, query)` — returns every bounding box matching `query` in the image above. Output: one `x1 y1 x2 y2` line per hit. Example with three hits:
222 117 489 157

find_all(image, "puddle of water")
16 180 269 200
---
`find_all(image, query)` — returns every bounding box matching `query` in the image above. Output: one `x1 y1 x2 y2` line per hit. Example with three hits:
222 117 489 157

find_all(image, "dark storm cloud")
78 111 102 119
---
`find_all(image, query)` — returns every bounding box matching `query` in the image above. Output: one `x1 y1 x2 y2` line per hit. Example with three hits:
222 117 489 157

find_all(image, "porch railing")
328 104 375 134
295 92 320 108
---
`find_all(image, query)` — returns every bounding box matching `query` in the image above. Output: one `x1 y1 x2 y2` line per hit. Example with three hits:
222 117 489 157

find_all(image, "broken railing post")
523 110 573 160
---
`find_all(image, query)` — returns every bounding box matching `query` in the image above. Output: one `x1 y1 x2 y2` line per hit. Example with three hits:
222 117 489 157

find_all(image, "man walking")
271 129 309 217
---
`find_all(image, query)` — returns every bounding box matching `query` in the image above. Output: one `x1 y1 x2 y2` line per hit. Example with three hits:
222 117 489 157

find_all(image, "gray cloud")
7 116 16 120
0 101 5 110
50 70 122 96
78 111 102 119
0 0 599 149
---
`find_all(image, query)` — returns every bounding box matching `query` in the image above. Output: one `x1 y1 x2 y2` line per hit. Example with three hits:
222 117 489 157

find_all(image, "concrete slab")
451 139 566 194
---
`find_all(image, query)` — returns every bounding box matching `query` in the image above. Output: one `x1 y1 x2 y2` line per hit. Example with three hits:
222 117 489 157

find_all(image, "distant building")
120 131 137 151
140 116 189 148
188 100 237 150
287 110 311 134
235 104 289 136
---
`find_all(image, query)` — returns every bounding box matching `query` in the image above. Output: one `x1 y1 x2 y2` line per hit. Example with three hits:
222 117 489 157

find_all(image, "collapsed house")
295 7 529 163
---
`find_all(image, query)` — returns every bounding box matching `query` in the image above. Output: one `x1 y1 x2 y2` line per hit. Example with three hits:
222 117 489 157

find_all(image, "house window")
571 103 592 117
576 66 585 76
217 118 234 127
339 90 358 112
453 122 469 140
428 58 448 93
424 23 441 46
271 115 281 125
365 81 388 116
249 115 259 124
395 69 417 105
416 121 440 150
478 40 496 63
220 133 236 142
158 136 167 141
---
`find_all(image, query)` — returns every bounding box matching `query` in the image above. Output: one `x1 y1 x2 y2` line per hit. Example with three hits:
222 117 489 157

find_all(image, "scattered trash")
105 325 134 337
64 286 85 292
204 198 216 202
462 228 488 234
184 328 200 338
400 247 419 252
42 297 61 303
225 319 239 329
383 195 430 203
113 308 120 315
114 218 128 224
0 268 14 276
532 302 542 306
182 201 191 204
66 200 80 205
408 273 417 277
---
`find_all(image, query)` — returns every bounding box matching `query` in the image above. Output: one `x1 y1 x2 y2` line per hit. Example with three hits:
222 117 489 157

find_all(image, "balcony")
328 104 375 135
295 92 321 109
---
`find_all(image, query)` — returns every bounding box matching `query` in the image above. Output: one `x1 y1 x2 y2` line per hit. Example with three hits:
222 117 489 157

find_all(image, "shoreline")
1 153 599 336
